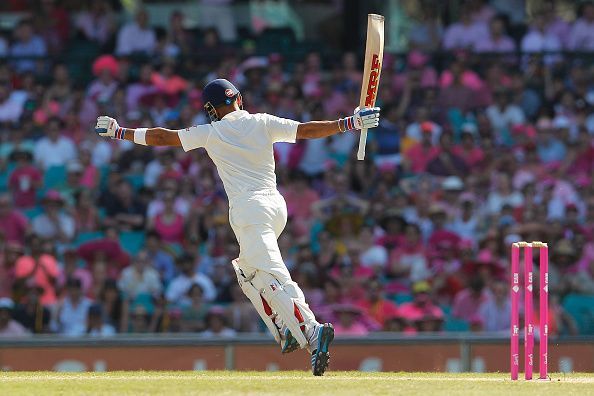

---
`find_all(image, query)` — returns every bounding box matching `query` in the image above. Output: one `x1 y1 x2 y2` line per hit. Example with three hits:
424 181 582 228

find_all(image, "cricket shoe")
310 323 334 376
281 328 300 354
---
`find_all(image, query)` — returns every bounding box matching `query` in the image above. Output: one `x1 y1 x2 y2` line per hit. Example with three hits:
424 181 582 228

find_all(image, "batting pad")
250 270 309 348
232 259 282 344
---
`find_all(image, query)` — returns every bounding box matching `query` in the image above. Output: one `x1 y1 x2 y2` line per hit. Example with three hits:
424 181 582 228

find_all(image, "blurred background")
0 0 593 372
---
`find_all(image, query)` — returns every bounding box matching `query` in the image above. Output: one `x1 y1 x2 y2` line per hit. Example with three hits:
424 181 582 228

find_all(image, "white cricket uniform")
178 110 311 296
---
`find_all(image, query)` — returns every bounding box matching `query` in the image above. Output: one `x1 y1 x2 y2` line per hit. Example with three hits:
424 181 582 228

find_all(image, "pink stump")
510 244 520 380
524 245 534 380
539 245 549 380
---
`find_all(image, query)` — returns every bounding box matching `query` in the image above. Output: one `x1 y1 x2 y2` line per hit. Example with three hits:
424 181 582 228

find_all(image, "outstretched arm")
296 107 380 140
95 116 182 146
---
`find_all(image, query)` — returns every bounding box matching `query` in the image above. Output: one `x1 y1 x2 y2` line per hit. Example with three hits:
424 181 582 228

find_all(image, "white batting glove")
339 107 380 132
95 116 120 138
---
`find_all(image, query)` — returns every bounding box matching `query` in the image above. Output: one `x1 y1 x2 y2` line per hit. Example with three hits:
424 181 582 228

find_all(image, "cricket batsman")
95 78 380 375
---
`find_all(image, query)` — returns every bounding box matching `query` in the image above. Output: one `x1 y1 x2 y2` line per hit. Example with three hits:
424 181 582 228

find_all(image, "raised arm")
94 116 182 146
296 107 380 140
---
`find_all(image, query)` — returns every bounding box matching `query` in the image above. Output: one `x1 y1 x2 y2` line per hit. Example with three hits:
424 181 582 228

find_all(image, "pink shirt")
452 289 493 322
333 321 369 336
0 210 28 244
404 144 440 174
15 254 60 305
452 146 485 168
9 165 42 208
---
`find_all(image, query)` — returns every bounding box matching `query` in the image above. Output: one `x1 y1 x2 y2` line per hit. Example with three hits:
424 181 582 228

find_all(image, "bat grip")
357 128 368 160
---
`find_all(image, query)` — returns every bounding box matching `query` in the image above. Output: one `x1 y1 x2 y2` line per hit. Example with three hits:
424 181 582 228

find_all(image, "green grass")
1 371 594 395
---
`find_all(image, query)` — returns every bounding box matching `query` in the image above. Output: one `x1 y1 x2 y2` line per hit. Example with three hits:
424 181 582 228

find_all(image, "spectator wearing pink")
126 64 158 111
439 58 484 91
56 249 93 297
474 16 516 53
442 6 488 50
74 190 100 233
14 234 60 306
356 279 399 330
452 129 485 168
0 193 29 245
149 192 185 245
0 298 29 337
403 122 439 173
392 51 438 93
151 62 188 98
438 64 478 114
331 303 369 336
85 56 119 109
452 275 493 322
280 171 319 237
115 9 156 56
568 3 594 51
398 281 444 333
78 147 99 190
388 223 430 284
8 151 43 209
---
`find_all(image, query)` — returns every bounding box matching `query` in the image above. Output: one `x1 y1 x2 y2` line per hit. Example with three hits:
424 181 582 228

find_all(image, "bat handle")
357 128 368 160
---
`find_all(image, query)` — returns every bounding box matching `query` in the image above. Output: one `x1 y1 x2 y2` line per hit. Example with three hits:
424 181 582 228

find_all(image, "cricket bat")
356 14 384 161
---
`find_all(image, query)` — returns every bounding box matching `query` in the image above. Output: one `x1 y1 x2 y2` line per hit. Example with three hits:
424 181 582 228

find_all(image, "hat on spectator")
442 176 464 191
92 55 119 77
0 297 14 310
412 281 431 294
67 162 83 174
42 190 64 205
420 121 435 134
553 116 571 130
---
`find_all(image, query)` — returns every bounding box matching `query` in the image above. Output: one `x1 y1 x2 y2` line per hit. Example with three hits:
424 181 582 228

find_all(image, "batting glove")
95 116 122 139
339 107 380 132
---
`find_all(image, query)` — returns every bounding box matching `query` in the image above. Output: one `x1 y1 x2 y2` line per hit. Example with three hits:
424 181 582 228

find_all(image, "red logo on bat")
225 89 234 97
365 54 381 106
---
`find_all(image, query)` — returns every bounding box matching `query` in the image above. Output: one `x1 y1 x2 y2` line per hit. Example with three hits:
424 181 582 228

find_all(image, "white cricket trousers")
228 189 317 326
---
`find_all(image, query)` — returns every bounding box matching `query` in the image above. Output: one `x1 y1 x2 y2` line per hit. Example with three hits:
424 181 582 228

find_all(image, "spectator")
0 241 23 298
452 275 493 322
144 231 176 285
75 0 115 46
0 84 26 123
426 133 468 177
103 180 146 231
226 283 259 333
98 279 128 332
521 13 562 62
118 250 162 300
31 190 75 243
54 278 92 336
199 0 237 42
0 193 29 245
14 234 60 306
356 279 399 329
10 20 47 73
179 283 210 332
166 254 216 303
86 304 116 337
398 281 444 333
568 2 594 51
442 6 488 50
331 303 369 336
475 15 516 53
0 298 29 337
408 5 443 52
57 248 92 296
201 306 237 337
33 117 77 170
536 118 567 164
115 9 156 56
148 191 185 245
12 284 51 333
8 150 42 209
478 277 510 332
486 88 526 139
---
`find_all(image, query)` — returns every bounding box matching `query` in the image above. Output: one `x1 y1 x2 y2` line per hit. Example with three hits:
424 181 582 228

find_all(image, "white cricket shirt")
178 110 299 199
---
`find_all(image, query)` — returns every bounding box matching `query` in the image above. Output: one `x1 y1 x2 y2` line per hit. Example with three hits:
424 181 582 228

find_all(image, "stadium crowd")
1 0 594 338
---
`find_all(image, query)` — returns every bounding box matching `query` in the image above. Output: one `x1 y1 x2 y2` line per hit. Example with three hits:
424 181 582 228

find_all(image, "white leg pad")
283 281 318 326
250 271 309 348
231 260 282 344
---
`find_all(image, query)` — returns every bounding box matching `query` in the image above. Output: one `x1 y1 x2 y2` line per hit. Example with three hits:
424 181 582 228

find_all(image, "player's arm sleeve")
264 114 300 143
177 124 212 152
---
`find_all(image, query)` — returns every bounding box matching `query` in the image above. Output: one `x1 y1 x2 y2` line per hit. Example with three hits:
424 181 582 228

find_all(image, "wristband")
338 116 354 132
134 128 148 145
114 127 126 140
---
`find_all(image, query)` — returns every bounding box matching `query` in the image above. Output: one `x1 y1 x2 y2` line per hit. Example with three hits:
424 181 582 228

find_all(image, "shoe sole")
281 331 300 354
312 323 334 376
